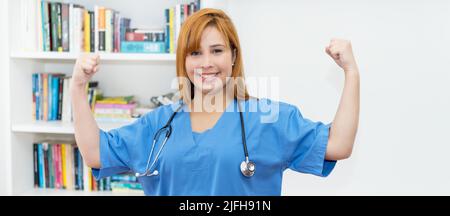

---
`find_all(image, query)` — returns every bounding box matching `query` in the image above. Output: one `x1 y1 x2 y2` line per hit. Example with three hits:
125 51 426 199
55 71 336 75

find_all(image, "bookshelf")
10 52 176 61
1 0 228 196
12 120 135 134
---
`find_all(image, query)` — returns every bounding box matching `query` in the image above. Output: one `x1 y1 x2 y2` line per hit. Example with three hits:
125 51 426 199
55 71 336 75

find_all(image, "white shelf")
21 188 144 196
10 52 176 61
2 0 229 196
12 120 136 134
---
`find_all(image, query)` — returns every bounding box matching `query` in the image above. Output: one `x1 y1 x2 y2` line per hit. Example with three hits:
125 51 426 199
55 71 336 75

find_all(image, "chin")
194 84 224 96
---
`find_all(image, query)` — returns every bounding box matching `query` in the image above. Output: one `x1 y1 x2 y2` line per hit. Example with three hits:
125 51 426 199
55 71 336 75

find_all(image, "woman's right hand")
71 53 100 91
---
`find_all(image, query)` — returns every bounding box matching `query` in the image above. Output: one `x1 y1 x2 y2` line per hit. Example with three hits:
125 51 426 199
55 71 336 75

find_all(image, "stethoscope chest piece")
240 159 256 177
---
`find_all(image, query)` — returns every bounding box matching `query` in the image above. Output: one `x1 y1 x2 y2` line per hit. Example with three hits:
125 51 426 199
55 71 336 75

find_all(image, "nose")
200 53 213 69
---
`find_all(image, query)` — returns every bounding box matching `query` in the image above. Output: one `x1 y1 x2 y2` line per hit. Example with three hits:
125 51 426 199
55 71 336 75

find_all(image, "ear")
232 48 237 65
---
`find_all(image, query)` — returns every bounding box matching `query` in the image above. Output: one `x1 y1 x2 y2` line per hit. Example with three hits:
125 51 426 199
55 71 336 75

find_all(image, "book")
84 10 91 52
98 6 106 52
61 3 69 52
121 41 166 53
33 144 39 188
96 95 134 104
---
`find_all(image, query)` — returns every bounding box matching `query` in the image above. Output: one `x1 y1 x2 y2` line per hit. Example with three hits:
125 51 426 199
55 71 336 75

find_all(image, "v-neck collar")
178 99 237 147
185 99 236 134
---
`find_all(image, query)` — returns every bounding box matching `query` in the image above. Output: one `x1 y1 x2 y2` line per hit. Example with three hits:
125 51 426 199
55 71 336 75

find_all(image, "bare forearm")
71 86 100 168
327 70 360 160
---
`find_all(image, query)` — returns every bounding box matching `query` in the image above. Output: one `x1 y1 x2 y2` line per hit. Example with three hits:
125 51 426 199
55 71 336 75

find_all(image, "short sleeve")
91 115 151 180
282 105 336 177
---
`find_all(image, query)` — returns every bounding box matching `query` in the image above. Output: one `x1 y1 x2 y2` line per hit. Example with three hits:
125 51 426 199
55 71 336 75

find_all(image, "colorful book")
121 41 165 53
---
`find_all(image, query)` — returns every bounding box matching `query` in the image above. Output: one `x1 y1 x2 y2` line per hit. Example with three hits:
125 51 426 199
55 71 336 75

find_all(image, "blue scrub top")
92 98 336 195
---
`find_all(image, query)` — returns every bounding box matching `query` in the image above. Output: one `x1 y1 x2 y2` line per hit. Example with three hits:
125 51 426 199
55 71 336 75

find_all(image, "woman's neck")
190 87 234 113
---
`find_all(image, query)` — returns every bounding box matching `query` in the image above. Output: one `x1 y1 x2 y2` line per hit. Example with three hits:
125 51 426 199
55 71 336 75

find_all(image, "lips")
194 68 221 81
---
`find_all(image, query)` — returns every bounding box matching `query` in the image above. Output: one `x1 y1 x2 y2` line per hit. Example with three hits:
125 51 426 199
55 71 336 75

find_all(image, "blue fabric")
92 98 336 195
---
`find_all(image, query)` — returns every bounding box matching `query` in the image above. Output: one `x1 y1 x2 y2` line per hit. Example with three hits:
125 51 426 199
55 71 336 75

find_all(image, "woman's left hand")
325 39 359 75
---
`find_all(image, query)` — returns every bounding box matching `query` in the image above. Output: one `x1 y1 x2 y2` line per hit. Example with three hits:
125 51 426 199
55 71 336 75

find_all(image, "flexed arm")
70 53 101 168
324 39 360 160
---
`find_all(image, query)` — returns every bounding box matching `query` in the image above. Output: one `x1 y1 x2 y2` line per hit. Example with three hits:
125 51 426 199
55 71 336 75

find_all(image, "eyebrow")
210 44 225 48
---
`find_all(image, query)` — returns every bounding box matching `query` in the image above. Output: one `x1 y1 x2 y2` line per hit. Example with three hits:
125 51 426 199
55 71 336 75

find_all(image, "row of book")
94 96 138 123
20 0 202 54
32 72 141 123
165 1 202 53
21 0 127 53
33 142 143 193
32 73 72 121
31 73 96 122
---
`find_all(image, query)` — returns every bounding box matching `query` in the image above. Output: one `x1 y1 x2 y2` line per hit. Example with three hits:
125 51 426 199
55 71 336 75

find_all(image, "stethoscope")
135 99 256 178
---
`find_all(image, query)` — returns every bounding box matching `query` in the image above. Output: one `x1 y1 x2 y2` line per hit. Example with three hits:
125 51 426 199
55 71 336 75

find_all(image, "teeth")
194 68 219 78
203 74 216 78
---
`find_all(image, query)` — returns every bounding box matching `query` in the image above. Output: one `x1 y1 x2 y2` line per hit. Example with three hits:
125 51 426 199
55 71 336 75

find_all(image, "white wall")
0 0 12 195
228 0 450 195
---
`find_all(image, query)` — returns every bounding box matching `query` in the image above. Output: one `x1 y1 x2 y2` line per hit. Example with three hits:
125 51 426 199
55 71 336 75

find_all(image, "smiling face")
176 8 249 104
185 25 236 96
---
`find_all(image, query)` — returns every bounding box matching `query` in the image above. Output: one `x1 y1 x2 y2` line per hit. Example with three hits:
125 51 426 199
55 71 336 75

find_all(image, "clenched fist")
325 39 359 74
70 53 100 91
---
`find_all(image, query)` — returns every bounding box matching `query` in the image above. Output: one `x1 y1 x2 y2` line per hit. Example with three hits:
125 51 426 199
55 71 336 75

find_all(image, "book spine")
57 144 63 189
43 143 49 188
62 77 70 122
73 6 81 53
47 74 52 120
73 148 79 190
84 10 90 52
98 7 105 52
65 144 73 190
69 4 74 52
105 9 112 52
120 41 166 53
33 143 39 188
50 3 58 51
184 4 188 21
114 12 120 52
175 4 181 51
38 74 43 120
90 12 95 52
165 9 170 53
53 144 62 189
94 103 137 109
42 74 48 121
52 76 59 121
47 143 53 188
57 3 63 52
43 2 51 51
61 144 66 189
53 144 59 188
61 3 69 52
78 149 83 190
37 143 45 188
119 18 130 51
35 73 42 120
57 76 63 120
40 1 46 51
169 8 174 54
94 6 99 52
32 74 36 120
72 6 78 53
125 32 158 42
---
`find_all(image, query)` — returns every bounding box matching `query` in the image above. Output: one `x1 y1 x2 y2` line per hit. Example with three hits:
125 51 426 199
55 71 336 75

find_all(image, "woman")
70 8 359 195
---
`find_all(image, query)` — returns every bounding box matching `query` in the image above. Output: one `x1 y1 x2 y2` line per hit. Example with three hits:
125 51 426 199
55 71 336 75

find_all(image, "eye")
190 51 200 56
212 49 223 54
